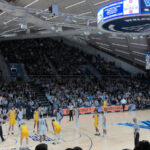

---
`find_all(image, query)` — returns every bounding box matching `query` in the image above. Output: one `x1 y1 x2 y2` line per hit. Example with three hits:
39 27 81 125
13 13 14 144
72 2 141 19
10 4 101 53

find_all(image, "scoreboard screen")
97 0 150 24
146 52 150 70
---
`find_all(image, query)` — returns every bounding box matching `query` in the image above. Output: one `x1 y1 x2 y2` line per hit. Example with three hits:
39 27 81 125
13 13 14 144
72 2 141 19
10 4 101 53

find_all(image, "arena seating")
0 38 149 112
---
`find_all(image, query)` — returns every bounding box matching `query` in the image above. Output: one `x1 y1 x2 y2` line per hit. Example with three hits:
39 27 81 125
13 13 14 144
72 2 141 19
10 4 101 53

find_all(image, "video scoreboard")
97 0 150 24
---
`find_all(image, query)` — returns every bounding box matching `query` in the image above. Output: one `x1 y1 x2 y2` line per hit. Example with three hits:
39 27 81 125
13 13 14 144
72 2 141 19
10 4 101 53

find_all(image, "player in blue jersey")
74 106 79 129
129 103 136 118
17 106 24 135
97 106 103 124
56 109 63 125
38 115 48 142
101 111 107 138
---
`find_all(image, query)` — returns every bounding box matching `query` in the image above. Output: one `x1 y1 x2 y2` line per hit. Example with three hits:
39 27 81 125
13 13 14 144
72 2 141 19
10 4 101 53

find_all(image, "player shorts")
35 118 39 123
21 132 29 139
39 126 46 136
10 119 16 125
94 121 98 128
103 124 106 130
39 129 46 136
54 127 61 134
18 119 23 126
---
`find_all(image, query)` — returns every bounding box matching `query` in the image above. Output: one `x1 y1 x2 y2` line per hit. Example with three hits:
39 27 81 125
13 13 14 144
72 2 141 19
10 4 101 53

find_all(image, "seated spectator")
35 143 48 150
134 140 150 150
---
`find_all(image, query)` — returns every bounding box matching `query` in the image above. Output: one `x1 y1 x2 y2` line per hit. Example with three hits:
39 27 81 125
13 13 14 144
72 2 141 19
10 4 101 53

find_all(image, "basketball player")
93 110 100 136
17 106 24 135
101 111 107 138
52 119 62 144
74 106 79 129
2 107 7 116
56 109 63 125
130 103 136 118
133 118 140 147
33 108 39 133
97 106 103 124
20 123 29 148
103 99 107 114
68 103 74 121
38 115 48 142
8 106 16 135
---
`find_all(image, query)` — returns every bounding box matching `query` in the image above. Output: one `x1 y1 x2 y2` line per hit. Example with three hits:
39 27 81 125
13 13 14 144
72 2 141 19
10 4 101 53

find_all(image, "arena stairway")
30 83 52 106
80 55 102 79
0 53 11 81
44 55 61 80
20 63 30 82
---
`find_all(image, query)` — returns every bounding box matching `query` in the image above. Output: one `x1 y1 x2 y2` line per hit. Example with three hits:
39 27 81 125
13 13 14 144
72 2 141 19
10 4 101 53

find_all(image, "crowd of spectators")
0 38 149 113
45 40 87 76
0 39 55 79
43 74 150 109
85 54 129 76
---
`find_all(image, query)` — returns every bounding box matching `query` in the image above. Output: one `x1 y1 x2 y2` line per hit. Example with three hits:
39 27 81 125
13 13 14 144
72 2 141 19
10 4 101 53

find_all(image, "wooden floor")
0 110 150 150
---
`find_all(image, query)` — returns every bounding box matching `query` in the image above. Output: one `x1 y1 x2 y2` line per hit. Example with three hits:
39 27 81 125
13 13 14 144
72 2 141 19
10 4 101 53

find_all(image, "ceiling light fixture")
134 58 145 63
112 43 128 47
5 0 39 24
94 0 109 6
0 11 6 16
77 11 92 16
65 0 86 9
24 0 39 8
132 51 145 55
115 49 129 54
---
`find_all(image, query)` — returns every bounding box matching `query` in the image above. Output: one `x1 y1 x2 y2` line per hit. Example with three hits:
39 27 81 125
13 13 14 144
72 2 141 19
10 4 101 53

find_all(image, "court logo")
144 0 150 7
29 135 54 142
115 120 150 130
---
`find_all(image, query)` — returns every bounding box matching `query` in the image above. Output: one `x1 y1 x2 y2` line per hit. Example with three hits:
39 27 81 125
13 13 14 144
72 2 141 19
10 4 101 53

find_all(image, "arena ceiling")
0 0 149 69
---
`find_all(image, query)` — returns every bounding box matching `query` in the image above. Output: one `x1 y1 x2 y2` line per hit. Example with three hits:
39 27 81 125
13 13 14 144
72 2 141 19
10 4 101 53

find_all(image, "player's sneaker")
33 130 35 133
2 139 5 142
52 142 56 145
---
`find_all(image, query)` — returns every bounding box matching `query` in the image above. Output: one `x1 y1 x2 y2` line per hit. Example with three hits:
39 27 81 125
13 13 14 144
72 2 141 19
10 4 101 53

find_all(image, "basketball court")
0 110 150 150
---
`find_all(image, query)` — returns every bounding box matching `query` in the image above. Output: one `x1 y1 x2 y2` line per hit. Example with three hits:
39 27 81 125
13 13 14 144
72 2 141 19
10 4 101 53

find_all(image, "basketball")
3 115 7 120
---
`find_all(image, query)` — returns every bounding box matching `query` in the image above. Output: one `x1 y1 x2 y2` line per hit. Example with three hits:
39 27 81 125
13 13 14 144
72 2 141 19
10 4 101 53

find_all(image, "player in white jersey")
2 108 7 116
129 103 136 118
56 109 63 125
38 115 48 142
17 106 24 135
97 106 102 124
74 107 79 129
101 111 107 138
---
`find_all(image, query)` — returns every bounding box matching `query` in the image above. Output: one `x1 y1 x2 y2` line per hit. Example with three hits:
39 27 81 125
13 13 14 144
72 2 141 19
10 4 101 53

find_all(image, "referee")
0 114 5 142
68 103 74 121
133 118 140 147
120 98 127 112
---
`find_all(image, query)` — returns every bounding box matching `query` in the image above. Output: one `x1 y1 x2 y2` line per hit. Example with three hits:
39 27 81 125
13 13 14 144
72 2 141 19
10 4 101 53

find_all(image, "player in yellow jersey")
8 107 16 135
52 119 62 144
93 110 100 136
20 123 29 148
33 108 39 133
103 99 108 113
